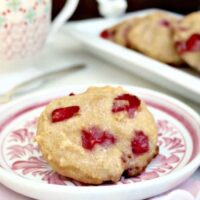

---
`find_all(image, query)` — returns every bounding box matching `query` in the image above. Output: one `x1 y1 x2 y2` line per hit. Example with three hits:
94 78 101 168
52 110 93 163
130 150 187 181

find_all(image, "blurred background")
52 0 200 20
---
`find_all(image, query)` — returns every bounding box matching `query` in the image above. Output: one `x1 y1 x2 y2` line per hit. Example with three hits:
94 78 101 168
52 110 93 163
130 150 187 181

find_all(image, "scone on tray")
100 11 200 72
127 12 183 64
174 12 200 72
100 12 183 65
35 86 158 185
114 18 141 47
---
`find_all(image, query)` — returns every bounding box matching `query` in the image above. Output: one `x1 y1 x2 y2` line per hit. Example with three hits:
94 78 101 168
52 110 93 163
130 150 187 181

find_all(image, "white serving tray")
66 9 200 104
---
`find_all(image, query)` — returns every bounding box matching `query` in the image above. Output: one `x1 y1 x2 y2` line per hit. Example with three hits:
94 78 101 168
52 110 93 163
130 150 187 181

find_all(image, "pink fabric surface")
150 170 200 200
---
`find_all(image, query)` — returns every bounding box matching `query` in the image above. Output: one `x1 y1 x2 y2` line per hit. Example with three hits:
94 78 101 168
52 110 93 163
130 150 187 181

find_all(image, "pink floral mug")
0 0 79 60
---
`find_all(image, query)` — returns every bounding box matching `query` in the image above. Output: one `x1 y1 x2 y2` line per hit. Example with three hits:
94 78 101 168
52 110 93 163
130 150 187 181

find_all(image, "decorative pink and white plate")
0 85 200 200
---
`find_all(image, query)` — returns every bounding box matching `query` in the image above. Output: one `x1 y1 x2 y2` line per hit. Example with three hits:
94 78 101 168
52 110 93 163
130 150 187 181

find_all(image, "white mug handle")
48 0 79 39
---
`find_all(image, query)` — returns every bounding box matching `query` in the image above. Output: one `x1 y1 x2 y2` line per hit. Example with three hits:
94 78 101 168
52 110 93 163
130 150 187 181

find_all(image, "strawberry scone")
36 86 158 185
174 12 200 71
128 12 183 64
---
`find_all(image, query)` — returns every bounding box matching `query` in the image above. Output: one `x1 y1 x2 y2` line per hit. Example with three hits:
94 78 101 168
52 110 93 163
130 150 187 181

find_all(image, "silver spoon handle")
0 63 85 104
14 63 85 91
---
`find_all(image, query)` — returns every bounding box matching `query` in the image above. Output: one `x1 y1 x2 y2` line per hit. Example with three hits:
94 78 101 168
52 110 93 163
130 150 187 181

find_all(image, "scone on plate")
35 86 158 185
128 12 183 64
173 12 200 72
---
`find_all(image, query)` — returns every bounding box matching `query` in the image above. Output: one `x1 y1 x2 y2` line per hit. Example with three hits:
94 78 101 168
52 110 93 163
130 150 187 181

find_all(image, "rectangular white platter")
65 9 200 104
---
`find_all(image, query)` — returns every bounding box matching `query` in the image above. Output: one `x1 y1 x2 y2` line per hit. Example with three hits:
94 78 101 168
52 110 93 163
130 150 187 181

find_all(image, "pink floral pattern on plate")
0 103 187 186
120 119 186 184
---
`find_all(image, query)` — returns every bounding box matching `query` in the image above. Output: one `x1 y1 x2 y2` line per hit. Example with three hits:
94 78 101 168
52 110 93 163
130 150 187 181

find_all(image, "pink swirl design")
3 118 186 186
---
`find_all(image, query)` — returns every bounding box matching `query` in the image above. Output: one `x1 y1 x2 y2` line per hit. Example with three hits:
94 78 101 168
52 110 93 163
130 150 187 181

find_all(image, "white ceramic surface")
66 9 200 104
0 85 200 200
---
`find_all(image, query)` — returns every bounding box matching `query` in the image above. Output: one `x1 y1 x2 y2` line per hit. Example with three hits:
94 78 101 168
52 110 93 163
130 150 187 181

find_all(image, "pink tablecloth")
151 171 200 200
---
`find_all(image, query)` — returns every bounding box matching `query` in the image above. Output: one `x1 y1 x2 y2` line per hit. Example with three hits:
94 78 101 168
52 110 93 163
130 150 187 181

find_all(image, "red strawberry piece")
81 127 116 150
186 33 200 52
112 93 141 117
131 131 149 155
100 29 115 39
175 41 187 54
51 106 80 123
159 19 171 27
175 33 200 54
100 29 110 39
